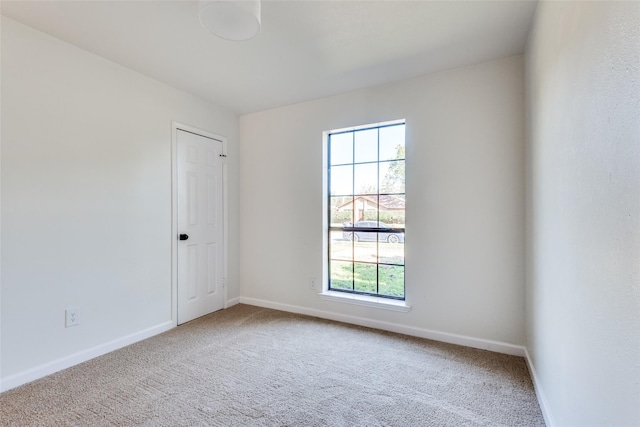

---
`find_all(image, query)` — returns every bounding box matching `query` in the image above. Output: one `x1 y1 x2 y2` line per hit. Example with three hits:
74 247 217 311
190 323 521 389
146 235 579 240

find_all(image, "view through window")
327 121 405 299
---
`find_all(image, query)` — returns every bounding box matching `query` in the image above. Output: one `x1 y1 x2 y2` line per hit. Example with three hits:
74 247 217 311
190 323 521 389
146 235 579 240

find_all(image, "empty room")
0 1 638 426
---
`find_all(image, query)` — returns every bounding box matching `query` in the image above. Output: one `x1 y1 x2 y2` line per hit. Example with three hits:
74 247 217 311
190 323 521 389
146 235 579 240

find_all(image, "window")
327 121 405 300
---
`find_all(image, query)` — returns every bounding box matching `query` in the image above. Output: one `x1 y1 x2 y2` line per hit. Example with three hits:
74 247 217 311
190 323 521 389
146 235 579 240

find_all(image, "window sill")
319 291 411 312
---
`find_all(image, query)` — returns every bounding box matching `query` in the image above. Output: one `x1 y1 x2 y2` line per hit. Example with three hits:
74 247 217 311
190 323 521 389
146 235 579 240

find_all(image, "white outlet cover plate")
65 308 79 327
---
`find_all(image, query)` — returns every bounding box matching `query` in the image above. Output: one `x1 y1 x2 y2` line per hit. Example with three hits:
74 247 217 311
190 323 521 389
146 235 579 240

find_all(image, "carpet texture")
0 304 544 426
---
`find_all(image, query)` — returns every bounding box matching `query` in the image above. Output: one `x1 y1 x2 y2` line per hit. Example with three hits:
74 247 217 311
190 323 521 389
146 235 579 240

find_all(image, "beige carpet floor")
0 304 544 426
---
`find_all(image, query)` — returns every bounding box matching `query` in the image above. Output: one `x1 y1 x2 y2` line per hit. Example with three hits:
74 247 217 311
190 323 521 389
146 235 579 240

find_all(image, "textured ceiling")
1 0 538 115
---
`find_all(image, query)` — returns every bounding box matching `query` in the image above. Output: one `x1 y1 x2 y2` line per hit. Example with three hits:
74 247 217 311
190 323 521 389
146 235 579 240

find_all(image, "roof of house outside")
335 195 405 211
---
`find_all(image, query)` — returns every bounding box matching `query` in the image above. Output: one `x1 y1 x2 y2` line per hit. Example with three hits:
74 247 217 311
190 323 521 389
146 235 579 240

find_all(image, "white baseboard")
225 297 241 308
239 297 525 357
0 321 174 393
524 347 556 427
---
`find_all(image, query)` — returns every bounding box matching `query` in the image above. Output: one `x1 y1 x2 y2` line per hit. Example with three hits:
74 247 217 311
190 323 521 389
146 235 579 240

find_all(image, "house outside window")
327 121 405 300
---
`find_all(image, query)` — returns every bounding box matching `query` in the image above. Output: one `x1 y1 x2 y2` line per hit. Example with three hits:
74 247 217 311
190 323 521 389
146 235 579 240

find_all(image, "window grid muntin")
328 122 405 300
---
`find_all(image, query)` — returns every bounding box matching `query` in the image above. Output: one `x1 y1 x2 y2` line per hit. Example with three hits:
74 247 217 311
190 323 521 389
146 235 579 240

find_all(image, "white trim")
319 291 410 312
0 321 173 393
239 297 525 357
221 135 229 317
225 297 241 308
171 122 228 326
524 347 556 427
171 123 179 325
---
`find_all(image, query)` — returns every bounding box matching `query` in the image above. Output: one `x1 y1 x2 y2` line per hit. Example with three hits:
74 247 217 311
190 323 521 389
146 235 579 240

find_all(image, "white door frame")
171 121 228 326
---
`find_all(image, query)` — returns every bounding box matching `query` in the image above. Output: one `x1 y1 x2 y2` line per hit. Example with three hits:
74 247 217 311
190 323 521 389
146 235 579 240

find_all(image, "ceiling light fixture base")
199 0 261 42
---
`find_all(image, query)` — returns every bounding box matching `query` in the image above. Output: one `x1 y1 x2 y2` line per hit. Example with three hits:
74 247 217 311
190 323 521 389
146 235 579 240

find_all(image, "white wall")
239 55 526 346
0 17 239 385
526 1 640 425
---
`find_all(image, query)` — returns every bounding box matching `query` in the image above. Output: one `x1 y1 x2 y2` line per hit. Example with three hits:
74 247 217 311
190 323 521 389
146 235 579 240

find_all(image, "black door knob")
179 234 189 241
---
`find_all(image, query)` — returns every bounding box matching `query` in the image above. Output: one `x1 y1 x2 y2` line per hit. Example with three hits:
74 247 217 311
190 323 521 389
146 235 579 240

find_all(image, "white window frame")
321 120 410 312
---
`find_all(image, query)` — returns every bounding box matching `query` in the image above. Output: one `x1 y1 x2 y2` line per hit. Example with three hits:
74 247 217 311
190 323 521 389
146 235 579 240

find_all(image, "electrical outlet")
310 277 319 290
65 308 79 328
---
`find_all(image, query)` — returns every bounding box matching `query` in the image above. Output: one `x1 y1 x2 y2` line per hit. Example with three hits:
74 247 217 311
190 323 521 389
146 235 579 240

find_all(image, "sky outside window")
330 124 405 196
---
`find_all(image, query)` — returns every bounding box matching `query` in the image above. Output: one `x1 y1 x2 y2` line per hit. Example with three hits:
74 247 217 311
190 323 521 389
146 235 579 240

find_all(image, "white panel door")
177 129 224 324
